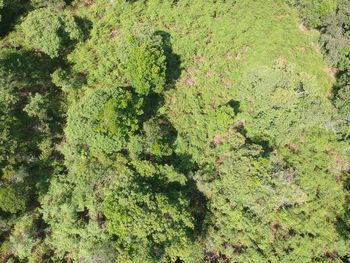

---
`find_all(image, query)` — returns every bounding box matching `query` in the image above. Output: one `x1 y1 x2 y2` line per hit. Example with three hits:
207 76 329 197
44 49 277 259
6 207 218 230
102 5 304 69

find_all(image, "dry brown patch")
20 91 28 97
222 79 233 87
277 13 289 19
213 135 225 145
325 149 350 177
186 67 194 74
180 67 196 86
324 66 338 79
286 143 299 154
224 51 234 60
59 138 66 146
298 22 309 33
111 28 121 38
206 71 216 77
164 22 176 30
185 78 195 86
216 156 225 165
195 53 205 62
84 0 94 6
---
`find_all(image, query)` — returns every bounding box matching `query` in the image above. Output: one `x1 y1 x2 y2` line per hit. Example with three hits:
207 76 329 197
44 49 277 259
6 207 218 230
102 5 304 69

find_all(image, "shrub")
0 185 28 213
22 8 82 58
65 87 143 157
121 28 167 95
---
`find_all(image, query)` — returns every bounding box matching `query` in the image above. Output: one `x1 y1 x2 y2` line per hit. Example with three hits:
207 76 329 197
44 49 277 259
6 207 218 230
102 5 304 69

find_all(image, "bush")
335 81 350 116
0 185 28 213
237 61 336 145
22 8 82 58
65 87 143 157
121 28 167 95
286 0 336 27
103 160 196 262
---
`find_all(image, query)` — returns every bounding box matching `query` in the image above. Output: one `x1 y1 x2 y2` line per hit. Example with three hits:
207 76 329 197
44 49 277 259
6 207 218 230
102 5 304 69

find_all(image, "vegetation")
22 8 82 58
0 0 349 262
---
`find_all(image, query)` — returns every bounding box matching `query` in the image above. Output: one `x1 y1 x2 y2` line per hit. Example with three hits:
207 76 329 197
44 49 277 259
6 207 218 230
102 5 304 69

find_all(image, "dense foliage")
0 0 349 262
22 8 82 58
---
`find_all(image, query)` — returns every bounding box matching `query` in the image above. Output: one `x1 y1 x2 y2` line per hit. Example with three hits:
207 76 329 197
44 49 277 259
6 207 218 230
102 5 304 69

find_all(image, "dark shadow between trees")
74 16 93 41
0 0 29 37
155 30 182 86
226 99 241 115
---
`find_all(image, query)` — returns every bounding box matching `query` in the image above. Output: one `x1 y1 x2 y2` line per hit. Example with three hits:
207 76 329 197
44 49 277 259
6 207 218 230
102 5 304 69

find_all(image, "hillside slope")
0 0 349 262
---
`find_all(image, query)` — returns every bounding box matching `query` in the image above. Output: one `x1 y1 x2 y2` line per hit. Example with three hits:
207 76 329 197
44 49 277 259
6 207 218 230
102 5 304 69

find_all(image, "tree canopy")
0 0 349 262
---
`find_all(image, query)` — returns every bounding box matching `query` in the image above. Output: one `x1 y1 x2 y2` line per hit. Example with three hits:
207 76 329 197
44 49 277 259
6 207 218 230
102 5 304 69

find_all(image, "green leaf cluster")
65 87 143 157
121 29 167 95
22 8 82 58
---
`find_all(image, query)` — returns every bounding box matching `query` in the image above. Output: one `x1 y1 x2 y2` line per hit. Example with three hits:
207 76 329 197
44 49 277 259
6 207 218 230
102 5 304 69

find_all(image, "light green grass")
73 0 333 97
